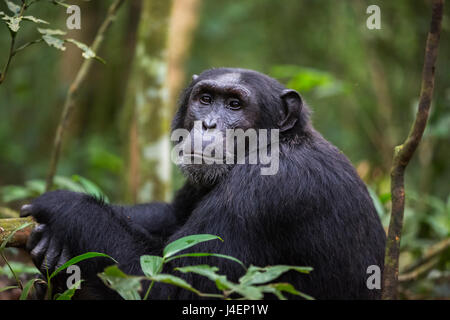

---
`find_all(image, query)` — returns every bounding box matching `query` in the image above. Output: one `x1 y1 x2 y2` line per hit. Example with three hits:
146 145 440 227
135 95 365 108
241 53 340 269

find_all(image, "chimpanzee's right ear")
278 89 303 132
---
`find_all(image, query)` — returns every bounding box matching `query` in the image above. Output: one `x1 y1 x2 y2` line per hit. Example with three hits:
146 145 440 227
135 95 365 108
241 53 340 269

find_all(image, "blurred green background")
0 0 449 299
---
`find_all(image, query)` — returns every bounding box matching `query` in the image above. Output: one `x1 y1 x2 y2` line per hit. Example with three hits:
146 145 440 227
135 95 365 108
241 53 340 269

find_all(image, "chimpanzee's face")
178 72 258 186
174 68 303 186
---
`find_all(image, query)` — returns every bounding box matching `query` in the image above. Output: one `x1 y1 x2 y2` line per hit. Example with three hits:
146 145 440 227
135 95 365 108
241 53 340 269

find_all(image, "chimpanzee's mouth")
182 153 223 164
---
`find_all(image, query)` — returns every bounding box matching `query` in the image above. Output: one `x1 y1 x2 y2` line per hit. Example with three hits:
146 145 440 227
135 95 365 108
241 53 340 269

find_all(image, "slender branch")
382 0 444 300
398 257 439 283
45 0 125 191
13 38 43 55
0 0 33 85
0 35 16 85
401 238 450 275
398 238 450 283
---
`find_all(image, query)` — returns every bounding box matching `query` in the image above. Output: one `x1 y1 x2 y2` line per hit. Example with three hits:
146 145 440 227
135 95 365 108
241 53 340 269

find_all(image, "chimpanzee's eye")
228 100 241 110
200 94 212 105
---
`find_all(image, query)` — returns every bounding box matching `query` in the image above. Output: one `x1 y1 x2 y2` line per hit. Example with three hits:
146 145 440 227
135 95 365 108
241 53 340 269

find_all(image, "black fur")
22 68 385 299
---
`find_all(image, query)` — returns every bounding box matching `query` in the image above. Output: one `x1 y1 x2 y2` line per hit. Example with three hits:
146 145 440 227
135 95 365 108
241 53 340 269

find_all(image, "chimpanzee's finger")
41 236 61 274
20 204 35 217
30 233 51 269
26 224 47 252
55 246 71 270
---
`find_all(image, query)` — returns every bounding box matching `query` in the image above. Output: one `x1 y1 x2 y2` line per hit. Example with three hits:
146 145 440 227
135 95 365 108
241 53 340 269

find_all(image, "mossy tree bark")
123 0 174 203
0 218 36 248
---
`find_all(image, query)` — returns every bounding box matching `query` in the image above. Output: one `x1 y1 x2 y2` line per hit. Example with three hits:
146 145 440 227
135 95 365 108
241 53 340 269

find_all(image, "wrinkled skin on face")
174 70 302 186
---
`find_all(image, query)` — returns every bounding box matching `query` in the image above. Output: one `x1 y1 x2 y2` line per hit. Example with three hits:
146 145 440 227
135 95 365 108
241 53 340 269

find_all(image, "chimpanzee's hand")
22 223 71 276
19 190 148 269
19 190 87 275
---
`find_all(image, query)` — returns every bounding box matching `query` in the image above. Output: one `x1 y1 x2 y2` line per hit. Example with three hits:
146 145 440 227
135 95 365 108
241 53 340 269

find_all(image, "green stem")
143 280 155 300
13 38 43 55
0 251 23 290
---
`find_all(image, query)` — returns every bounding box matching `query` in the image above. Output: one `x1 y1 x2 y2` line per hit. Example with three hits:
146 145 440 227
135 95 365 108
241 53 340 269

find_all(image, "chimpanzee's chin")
180 163 233 187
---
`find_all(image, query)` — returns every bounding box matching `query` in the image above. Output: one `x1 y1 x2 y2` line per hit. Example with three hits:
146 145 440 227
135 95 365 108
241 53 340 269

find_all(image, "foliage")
0 174 109 203
371 190 450 298
0 230 312 300
99 234 313 300
270 64 349 99
0 0 103 84
0 0 448 300
0 261 40 279
0 221 116 300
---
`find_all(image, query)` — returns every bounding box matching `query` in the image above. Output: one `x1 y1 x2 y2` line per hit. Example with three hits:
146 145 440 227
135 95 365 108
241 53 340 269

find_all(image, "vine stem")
0 35 16 85
45 0 125 191
381 0 444 300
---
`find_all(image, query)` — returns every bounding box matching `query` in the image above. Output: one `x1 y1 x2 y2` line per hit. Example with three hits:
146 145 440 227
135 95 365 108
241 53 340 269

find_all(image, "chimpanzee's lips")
183 153 203 158
182 153 223 163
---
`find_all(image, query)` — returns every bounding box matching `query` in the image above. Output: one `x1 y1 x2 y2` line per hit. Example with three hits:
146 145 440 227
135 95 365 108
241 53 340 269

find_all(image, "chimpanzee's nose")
202 118 217 130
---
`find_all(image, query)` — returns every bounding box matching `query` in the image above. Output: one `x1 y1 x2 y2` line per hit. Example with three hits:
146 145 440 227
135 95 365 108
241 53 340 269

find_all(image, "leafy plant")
0 261 40 279
0 174 110 203
44 251 116 300
0 220 116 300
99 234 314 300
0 0 103 85
0 221 34 295
270 64 348 99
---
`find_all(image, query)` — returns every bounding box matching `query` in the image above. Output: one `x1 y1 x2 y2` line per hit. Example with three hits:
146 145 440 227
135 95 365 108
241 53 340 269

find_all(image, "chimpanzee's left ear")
278 89 303 132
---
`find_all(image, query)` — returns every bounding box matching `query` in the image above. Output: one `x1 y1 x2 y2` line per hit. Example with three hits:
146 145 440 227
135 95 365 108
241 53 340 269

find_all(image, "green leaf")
239 265 312 286
37 28 67 36
368 188 385 218
52 0 71 9
25 179 46 195
140 255 163 277
174 265 234 292
0 285 18 293
98 265 142 300
379 192 392 204
55 280 83 300
188 268 263 299
71 175 109 203
0 185 33 202
163 234 223 258
42 34 66 51
262 283 314 300
150 274 200 295
0 261 40 279
22 16 49 24
50 252 116 280
4 0 21 16
1 15 21 33
19 278 41 300
53 176 84 192
166 252 246 269
66 38 105 63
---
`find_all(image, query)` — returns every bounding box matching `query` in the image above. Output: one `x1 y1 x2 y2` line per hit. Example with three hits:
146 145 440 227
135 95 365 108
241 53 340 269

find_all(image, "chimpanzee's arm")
21 191 169 281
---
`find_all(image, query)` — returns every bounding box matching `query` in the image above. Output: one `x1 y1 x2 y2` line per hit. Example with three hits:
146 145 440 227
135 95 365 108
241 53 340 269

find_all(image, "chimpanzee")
21 68 386 299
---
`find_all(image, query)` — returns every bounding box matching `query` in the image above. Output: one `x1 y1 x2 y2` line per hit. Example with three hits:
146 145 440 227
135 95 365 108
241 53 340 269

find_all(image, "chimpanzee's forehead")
211 72 241 84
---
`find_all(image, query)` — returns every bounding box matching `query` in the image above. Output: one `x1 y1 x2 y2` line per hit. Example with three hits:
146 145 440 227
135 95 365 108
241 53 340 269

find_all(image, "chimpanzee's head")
172 68 310 186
